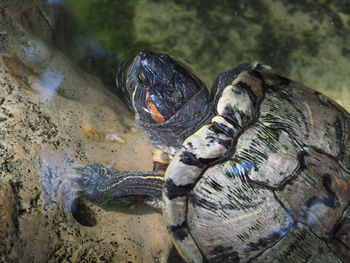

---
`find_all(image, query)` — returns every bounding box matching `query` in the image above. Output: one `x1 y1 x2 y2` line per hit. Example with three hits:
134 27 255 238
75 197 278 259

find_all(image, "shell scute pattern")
234 122 301 187
215 71 264 129
341 113 350 173
275 147 350 239
257 224 342 262
188 164 294 262
258 72 347 158
164 68 350 262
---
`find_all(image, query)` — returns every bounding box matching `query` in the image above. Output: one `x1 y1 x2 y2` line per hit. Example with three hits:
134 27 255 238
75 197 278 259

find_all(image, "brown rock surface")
0 1 174 262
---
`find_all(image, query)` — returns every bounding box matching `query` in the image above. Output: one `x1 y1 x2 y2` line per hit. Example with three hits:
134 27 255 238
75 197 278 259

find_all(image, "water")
61 1 349 261
62 0 350 111
1 0 349 262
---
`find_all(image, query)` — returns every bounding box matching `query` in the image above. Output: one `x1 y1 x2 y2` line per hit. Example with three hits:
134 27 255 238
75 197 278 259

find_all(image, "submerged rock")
0 1 174 262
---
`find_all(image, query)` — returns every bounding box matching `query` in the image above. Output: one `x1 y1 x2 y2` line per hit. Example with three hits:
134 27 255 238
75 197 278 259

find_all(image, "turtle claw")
251 61 272 71
66 173 82 181
69 163 111 203
261 64 272 71
71 187 83 193
72 162 86 170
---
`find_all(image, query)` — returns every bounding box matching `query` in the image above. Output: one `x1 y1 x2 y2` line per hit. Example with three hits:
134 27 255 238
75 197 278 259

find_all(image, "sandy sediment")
0 1 175 262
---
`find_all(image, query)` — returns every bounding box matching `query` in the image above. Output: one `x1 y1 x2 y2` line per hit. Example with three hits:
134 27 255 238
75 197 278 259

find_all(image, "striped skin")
77 163 164 205
163 68 350 262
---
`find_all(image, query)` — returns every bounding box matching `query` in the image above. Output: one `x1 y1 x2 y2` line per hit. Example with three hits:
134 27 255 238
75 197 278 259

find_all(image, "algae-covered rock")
66 0 350 111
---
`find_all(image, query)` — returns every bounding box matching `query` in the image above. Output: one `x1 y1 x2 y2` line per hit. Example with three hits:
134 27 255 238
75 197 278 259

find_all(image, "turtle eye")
137 73 143 84
137 71 151 86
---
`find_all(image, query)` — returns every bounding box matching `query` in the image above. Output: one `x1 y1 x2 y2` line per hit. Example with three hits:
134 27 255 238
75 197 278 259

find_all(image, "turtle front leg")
72 163 164 206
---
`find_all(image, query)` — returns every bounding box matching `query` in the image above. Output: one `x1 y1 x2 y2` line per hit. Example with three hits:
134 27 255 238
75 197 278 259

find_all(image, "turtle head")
118 51 214 153
124 50 208 123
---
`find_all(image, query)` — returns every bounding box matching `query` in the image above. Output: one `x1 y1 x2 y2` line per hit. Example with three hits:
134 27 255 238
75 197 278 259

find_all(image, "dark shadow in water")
168 245 186 263
72 196 161 226
103 197 161 215
71 197 97 227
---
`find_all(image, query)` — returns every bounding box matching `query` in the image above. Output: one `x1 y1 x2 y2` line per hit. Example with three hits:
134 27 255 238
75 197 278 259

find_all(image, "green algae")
64 0 350 111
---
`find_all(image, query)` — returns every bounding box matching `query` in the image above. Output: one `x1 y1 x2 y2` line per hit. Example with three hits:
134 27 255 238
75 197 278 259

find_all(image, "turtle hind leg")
71 163 164 207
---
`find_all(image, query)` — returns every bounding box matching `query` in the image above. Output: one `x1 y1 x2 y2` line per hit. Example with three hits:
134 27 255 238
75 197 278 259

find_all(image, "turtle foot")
68 163 117 204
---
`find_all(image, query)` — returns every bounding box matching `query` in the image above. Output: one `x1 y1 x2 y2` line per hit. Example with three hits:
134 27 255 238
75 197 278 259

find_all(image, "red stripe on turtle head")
145 91 166 123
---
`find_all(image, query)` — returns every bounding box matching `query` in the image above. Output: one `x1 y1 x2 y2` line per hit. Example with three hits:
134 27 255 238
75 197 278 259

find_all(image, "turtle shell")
163 67 350 262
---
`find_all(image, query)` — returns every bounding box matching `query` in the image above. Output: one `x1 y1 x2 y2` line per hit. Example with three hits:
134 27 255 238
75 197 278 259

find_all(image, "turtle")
75 50 350 262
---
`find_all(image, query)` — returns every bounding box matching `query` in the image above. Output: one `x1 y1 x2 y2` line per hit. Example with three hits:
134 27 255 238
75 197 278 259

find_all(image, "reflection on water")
39 148 77 213
44 0 62 4
37 66 64 102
